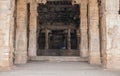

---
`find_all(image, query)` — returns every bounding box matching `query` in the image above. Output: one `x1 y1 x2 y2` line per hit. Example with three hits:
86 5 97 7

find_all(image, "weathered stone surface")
28 1 38 56
0 0 15 70
88 0 101 65
80 0 89 57
1 0 120 70
15 0 28 64
101 0 120 69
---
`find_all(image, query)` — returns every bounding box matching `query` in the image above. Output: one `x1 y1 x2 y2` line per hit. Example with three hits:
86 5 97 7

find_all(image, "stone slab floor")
0 61 120 76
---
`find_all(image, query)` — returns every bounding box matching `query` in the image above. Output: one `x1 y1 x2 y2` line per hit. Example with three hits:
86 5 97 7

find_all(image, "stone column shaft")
88 0 101 65
45 28 49 50
80 0 89 57
15 0 28 64
9 0 15 67
102 0 120 69
28 1 38 56
68 28 71 50
0 0 15 70
77 30 80 49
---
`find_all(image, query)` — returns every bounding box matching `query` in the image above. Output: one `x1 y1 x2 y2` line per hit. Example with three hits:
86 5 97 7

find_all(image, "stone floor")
0 61 120 76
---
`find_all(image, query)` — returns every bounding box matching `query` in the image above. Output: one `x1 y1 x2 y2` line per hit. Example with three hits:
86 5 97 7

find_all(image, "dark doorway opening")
49 30 67 49
37 0 80 56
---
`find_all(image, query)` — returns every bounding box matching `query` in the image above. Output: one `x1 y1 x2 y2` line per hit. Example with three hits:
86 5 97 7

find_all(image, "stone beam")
88 0 101 65
0 0 15 70
28 0 81 4
80 0 89 57
28 0 47 4
15 0 28 64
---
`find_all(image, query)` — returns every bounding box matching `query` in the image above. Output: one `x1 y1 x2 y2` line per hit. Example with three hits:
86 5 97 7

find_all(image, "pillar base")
14 52 28 64
0 66 11 71
80 49 89 57
103 55 120 69
89 53 101 65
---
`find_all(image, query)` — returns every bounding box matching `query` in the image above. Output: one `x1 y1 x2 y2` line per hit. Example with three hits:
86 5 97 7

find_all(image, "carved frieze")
28 0 81 4
27 0 46 3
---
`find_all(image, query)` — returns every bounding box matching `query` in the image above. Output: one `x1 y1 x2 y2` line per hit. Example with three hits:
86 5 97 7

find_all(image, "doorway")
37 0 80 57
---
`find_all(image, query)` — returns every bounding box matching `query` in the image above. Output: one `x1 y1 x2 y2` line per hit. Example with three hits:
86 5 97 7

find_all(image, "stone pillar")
67 28 71 50
28 1 38 57
88 0 101 65
45 28 49 50
77 29 80 49
15 0 28 64
0 0 15 70
102 0 120 69
9 0 15 67
100 0 106 67
80 0 89 57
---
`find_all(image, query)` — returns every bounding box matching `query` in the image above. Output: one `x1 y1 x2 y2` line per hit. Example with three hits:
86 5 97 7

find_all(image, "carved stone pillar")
80 0 89 57
77 29 80 50
88 0 101 65
28 1 38 57
0 0 15 70
67 28 71 50
101 0 120 69
9 0 15 67
15 0 28 64
45 28 49 50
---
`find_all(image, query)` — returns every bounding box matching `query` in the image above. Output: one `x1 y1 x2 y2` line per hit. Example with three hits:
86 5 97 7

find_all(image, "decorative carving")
36 0 47 4
37 2 80 27
72 0 81 5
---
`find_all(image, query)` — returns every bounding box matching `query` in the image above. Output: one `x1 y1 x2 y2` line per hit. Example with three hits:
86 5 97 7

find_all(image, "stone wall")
0 0 15 70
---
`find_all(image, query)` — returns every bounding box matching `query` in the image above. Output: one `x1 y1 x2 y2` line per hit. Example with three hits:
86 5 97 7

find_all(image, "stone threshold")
29 56 88 62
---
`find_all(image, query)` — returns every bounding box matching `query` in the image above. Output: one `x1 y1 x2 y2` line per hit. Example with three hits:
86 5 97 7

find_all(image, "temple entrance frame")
27 0 101 64
0 0 103 70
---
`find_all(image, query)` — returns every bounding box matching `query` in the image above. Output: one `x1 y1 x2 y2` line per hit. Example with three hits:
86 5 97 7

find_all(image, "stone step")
29 56 88 62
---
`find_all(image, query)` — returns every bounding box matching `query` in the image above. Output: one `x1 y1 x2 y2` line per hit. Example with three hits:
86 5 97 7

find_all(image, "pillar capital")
72 0 81 5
